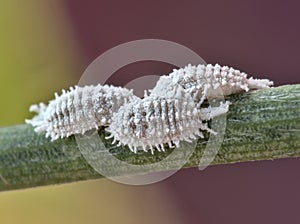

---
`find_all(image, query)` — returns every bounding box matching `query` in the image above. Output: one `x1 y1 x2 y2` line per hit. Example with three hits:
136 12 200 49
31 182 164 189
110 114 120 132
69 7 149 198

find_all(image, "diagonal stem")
0 85 300 191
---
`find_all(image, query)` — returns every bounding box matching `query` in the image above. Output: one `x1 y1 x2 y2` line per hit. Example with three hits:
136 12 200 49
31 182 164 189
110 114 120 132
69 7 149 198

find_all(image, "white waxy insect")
106 93 230 154
150 63 274 101
26 63 274 152
26 84 139 141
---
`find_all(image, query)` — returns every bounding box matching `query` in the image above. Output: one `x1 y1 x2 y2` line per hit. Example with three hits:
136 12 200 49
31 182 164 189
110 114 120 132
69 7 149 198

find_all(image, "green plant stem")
0 85 300 191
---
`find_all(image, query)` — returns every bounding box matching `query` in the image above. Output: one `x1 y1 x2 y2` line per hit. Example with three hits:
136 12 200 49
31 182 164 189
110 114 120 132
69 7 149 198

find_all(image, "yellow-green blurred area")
0 1 79 125
0 1 182 223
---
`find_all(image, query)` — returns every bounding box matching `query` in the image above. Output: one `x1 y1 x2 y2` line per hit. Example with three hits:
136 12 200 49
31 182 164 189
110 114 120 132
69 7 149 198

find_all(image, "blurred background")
1 0 300 223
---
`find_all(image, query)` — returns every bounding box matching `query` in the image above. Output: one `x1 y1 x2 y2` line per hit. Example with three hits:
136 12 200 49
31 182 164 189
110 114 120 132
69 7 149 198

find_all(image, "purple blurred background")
65 0 300 223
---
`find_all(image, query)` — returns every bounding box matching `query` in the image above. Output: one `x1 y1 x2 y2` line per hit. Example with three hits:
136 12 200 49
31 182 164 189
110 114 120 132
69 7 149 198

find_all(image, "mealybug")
106 94 230 154
150 63 274 101
26 84 139 140
26 63 274 152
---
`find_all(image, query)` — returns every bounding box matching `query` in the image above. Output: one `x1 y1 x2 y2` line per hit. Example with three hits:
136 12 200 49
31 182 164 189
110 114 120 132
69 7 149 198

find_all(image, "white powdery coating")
26 84 139 140
106 95 230 154
26 63 274 152
150 63 274 100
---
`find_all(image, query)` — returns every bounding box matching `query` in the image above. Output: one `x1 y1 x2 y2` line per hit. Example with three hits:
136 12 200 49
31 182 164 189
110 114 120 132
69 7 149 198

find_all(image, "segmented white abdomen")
150 64 274 101
26 84 138 140
106 95 229 154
